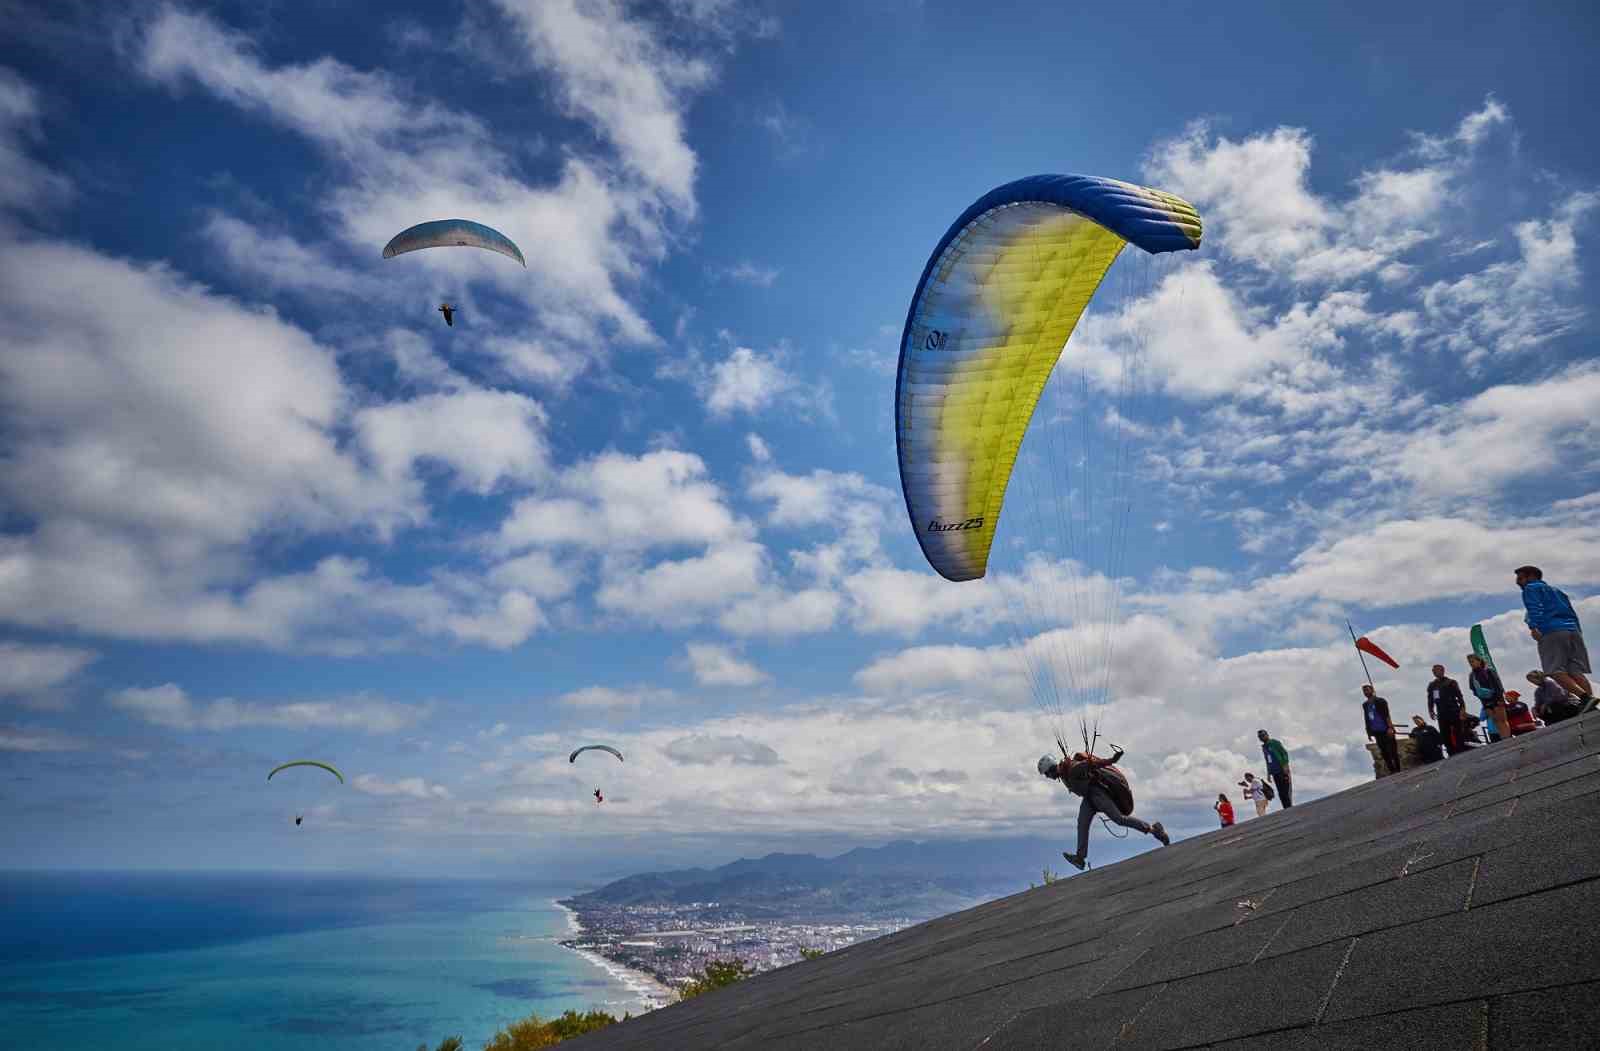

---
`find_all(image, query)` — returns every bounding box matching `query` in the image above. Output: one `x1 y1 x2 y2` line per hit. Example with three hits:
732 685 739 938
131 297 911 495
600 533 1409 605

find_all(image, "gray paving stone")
1115 940 1351 1049
1490 979 1600 1050
1471 810 1600 906
1207 999 1484 1049
964 985 1172 1051
1261 856 1477 959
1322 879 1600 1023
1099 911 1285 993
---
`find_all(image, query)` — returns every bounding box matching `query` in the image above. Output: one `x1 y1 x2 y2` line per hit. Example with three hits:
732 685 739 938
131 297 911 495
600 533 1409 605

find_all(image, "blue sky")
2 0 1597 879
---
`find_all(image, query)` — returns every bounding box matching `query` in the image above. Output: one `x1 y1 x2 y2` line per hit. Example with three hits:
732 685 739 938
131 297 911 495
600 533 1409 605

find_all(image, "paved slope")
571 713 1600 1050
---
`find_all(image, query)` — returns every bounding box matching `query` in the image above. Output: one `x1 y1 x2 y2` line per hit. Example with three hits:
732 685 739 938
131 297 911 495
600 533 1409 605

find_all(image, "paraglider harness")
1058 725 1136 839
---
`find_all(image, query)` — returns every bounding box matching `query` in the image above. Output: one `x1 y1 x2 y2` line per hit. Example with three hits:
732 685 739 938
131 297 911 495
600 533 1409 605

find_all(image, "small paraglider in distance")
383 219 521 331
268 760 344 826
571 745 622 808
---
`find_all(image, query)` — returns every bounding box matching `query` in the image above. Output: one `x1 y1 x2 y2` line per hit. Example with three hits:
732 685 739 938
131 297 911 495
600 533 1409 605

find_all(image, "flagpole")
1348 620 1375 686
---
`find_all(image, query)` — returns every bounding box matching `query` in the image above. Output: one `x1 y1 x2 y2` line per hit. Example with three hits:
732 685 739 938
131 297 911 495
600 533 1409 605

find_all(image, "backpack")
1260 779 1275 801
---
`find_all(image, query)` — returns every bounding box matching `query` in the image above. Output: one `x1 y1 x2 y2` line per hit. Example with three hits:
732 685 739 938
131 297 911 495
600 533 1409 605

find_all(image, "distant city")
560 898 912 987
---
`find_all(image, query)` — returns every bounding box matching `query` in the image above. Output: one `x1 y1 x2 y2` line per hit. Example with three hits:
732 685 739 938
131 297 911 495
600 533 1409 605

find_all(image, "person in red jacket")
1214 793 1235 827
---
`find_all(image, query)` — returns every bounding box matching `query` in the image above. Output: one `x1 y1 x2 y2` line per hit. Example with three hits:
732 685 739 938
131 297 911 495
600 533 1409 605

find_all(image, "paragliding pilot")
295 815 303 826
438 302 456 327
1039 746 1169 870
593 788 604 805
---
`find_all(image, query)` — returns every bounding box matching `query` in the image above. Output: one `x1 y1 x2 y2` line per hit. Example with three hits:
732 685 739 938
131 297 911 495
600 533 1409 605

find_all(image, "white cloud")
0 239 404 546
0 66 72 212
556 685 678 711
1420 194 1597 362
354 388 551 495
0 641 97 697
704 346 796 416
720 586 841 636
498 449 747 553
0 239 559 651
108 683 429 733
200 212 370 296
1146 98 1509 286
683 642 769 687
353 773 451 799
708 260 780 287
745 433 772 462
664 733 780 766
596 540 766 624
0 723 84 752
1388 365 1600 496
490 0 709 210
843 567 997 636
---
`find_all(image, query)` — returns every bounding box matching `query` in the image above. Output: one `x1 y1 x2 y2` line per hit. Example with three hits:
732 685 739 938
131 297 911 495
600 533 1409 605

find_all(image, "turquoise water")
0 873 649 1050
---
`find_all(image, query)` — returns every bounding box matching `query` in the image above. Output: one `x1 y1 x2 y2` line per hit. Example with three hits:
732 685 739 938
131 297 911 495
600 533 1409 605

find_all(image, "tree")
678 958 757 1001
416 1039 463 1051
798 947 825 961
475 1010 618 1050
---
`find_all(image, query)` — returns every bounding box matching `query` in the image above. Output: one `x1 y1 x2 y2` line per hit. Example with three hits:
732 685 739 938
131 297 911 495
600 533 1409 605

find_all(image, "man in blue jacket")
1516 565 1594 708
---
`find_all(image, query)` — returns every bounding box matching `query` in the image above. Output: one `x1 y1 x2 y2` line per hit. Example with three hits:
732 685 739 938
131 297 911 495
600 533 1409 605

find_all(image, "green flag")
1470 624 1496 671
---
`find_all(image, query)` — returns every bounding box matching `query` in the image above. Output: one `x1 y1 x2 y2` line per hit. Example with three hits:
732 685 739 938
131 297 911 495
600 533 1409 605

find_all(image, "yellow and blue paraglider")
895 173 1202 752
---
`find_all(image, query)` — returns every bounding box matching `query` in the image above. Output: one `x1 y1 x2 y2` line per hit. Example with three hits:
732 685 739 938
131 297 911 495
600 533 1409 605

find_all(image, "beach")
554 900 675 1012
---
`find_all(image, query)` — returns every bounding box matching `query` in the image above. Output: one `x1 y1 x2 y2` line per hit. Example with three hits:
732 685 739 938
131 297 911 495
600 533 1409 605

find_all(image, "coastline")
552 899 674 1013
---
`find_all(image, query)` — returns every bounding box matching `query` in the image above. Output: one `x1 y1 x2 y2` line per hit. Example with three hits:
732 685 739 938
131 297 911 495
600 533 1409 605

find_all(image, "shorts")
1537 630 1592 676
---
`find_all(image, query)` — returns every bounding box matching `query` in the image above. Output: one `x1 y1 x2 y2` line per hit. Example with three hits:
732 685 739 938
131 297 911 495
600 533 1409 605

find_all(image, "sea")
0 871 665 1050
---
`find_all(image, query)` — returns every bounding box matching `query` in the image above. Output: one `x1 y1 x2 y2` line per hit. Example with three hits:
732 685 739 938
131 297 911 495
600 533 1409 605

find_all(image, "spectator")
1257 730 1293 808
1467 654 1510 743
1527 670 1584 725
1214 793 1235 827
1427 664 1471 756
1503 690 1538 736
1409 715 1444 763
1238 772 1269 817
1362 684 1400 774
1515 566 1595 709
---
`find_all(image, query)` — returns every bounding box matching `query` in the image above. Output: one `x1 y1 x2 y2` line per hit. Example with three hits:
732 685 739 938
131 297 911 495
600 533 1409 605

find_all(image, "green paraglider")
267 760 345 783
568 745 623 764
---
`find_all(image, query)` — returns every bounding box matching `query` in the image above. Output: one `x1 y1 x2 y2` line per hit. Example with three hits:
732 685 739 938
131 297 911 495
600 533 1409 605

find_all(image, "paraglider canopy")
267 760 345 783
569 745 623 764
382 219 526 267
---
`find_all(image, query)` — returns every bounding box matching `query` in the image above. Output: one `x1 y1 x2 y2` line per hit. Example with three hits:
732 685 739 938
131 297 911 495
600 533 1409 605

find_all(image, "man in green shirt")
1257 729 1292 808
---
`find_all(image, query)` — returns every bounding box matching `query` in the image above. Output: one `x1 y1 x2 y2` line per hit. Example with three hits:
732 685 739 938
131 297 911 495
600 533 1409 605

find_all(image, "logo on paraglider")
924 329 949 351
928 517 984 533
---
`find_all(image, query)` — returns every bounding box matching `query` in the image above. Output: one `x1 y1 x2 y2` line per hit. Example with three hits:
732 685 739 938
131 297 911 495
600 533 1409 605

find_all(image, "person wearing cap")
1038 749 1169 870
1515 565 1595 709
1257 730 1292 807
